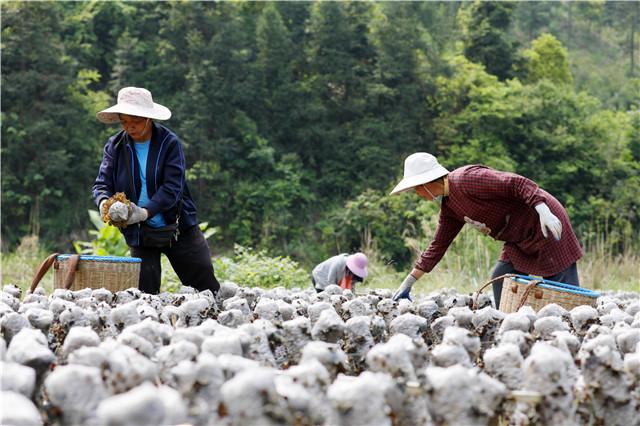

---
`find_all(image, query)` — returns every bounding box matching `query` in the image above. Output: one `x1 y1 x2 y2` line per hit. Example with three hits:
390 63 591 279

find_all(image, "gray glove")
392 274 417 301
125 202 148 225
108 201 148 225
108 201 129 222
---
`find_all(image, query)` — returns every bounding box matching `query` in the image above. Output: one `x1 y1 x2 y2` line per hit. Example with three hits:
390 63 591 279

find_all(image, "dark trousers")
130 225 220 294
490 261 580 309
311 276 322 293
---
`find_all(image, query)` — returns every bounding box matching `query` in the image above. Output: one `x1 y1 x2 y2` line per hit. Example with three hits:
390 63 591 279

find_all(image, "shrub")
73 210 129 257
213 245 310 289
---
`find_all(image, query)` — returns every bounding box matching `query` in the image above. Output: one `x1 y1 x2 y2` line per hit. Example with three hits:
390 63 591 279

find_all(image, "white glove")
126 202 148 225
108 201 129 222
535 202 562 240
392 274 417 301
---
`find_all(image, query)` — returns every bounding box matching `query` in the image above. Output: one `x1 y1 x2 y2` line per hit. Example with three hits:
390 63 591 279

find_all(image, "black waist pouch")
140 222 180 248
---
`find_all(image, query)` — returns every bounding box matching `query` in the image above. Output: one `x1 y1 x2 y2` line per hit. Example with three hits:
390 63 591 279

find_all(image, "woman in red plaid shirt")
390 153 583 306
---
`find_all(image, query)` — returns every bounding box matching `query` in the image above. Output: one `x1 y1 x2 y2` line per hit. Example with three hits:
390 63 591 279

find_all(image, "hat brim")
389 165 449 195
346 260 368 278
96 102 171 124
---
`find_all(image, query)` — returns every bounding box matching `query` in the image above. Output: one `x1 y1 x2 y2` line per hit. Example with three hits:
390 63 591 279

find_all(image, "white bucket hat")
96 87 171 124
389 152 449 195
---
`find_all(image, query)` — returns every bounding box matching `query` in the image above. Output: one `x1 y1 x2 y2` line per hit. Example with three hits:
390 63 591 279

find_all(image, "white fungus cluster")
0 281 638 425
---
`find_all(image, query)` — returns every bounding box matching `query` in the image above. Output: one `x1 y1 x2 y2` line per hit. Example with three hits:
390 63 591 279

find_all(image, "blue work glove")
392 274 417 301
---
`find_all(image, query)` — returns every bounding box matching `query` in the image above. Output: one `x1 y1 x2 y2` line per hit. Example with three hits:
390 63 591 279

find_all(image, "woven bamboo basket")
30 254 141 293
499 275 599 313
473 274 599 313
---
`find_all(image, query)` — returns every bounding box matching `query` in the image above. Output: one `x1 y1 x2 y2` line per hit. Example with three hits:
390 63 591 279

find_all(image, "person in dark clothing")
93 87 220 294
389 153 582 306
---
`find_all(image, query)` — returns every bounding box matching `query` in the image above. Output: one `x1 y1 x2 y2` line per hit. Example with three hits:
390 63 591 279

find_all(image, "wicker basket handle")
29 253 81 293
62 254 81 290
515 279 543 311
472 274 516 310
29 253 60 293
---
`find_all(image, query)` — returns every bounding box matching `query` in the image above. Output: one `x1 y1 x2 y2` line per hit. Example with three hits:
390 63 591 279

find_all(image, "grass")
1 234 638 297
359 224 639 295
361 252 639 296
1 235 54 295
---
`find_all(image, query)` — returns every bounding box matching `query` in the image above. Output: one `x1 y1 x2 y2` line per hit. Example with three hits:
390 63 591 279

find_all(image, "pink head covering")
346 252 368 279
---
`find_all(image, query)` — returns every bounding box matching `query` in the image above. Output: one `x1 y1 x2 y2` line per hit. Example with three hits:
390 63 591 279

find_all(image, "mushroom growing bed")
1 282 639 425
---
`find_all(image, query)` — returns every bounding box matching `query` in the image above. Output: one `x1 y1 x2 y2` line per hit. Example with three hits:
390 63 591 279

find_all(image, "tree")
301 1 373 198
460 1 519 81
255 3 295 147
365 2 441 181
1 2 100 247
605 1 640 78
522 33 573 85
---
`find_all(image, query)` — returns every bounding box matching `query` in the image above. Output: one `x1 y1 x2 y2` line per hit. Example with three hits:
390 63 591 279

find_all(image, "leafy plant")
73 210 129 256
213 244 310 289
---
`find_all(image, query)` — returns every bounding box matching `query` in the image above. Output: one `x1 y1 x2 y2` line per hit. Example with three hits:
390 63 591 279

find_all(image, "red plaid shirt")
415 165 583 276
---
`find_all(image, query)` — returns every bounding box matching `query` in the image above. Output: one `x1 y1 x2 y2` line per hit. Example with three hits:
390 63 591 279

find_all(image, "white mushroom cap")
570 305 599 332
537 303 568 319
367 333 418 378
202 330 244 357
523 342 575 395
110 300 141 328
533 316 569 339
62 326 100 356
218 281 239 301
2 285 21 299
300 341 347 376
254 298 281 323
0 312 30 343
0 361 36 398
44 364 106 425
448 306 474 329
443 326 481 361
499 312 532 334
6 328 55 374
483 343 523 389
623 352 640 380
0 390 42 426
311 309 345 343
615 328 640 355
389 313 428 339
327 372 394 426
220 367 283 426
307 302 333 324
96 382 186 426
424 365 507 424
157 340 200 370
431 343 471 368
600 308 633 327
342 298 372 319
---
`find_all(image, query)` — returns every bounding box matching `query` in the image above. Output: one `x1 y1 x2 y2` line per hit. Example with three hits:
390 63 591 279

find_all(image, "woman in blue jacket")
93 87 220 294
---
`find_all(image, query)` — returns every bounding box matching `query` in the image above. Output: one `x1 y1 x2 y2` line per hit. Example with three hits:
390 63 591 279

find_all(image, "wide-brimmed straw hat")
389 152 449 195
96 87 171 124
346 252 368 278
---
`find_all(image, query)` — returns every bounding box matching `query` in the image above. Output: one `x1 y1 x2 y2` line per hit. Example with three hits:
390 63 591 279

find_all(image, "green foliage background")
2 1 639 272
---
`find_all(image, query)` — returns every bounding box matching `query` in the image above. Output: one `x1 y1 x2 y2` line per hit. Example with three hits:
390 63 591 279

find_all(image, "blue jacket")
93 123 198 247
